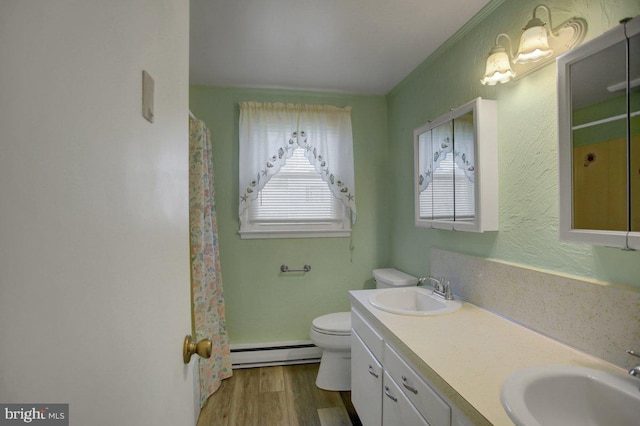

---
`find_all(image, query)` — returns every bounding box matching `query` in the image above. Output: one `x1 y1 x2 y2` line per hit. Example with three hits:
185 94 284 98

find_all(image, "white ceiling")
189 0 491 95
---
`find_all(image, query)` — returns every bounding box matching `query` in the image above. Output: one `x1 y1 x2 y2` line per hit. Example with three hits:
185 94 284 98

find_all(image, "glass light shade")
514 22 553 64
480 47 516 85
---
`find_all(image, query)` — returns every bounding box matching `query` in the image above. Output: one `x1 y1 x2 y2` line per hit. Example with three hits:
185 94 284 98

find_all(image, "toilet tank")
372 268 418 289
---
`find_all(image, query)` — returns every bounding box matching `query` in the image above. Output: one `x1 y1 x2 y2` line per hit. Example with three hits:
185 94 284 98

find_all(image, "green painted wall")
387 0 640 287
189 87 388 343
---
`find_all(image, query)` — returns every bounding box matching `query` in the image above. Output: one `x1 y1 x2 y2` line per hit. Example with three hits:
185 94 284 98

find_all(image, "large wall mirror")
414 98 498 232
558 16 640 249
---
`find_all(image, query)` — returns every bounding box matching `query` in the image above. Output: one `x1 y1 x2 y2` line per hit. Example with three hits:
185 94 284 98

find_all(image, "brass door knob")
183 335 212 364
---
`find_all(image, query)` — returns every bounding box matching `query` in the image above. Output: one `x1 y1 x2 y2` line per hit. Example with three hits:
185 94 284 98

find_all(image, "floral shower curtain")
189 116 231 407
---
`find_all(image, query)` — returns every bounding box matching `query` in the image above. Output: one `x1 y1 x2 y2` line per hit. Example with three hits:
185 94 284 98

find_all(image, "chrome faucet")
418 276 454 300
418 276 438 287
627 350 640 377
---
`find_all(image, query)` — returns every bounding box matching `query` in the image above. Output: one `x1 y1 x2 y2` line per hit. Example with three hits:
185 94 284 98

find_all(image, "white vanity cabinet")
351 308 465 426
351 331 383 426
351 309 384 426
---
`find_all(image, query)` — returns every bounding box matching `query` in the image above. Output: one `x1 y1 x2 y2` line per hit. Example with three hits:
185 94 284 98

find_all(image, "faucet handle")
441 278 454 300
627 350 640 378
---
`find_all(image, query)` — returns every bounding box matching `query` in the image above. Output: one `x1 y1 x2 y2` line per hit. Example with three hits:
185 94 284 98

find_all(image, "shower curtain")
189 116 231 407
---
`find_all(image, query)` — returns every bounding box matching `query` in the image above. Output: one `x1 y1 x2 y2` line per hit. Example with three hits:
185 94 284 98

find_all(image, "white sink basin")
368 287 462 316
501 365 640 426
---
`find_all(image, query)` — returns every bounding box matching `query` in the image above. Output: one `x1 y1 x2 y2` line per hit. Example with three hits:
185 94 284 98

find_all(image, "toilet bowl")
310 268 418 391
310 312 352 391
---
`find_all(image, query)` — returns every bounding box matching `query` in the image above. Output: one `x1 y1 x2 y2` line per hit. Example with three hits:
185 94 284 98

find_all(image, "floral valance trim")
301 133 356 215
418 137 475 192
239 132 295 204
239 130 356 221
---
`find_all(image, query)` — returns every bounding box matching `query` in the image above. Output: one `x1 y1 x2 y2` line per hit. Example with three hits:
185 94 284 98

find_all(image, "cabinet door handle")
402 375 418 394
384 386 398 402
368 365 379 378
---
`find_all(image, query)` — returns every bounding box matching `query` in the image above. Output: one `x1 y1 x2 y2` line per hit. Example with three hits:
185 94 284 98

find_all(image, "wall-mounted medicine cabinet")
414 97 498 232
557 16 640 249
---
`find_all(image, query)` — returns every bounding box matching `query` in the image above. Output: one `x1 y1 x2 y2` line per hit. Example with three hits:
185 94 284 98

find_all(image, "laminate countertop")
349 289 626 425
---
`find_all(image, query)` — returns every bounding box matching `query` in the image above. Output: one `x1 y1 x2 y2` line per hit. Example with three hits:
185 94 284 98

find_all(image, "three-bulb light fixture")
480 4 587 85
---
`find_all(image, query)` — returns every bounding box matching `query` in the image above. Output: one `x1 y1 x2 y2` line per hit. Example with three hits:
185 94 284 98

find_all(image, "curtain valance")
239 101 356 223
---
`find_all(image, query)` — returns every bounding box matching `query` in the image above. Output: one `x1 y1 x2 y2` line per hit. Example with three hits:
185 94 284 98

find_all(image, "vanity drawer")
384 343 451 426
383 371 429 426
352 309 384 361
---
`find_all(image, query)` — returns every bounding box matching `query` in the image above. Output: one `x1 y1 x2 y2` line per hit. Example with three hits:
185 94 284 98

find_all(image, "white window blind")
248 148 345 224
419 155 475 220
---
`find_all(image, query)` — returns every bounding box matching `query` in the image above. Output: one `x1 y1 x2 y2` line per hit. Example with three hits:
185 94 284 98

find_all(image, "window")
239 102 355 239
242 147 350 237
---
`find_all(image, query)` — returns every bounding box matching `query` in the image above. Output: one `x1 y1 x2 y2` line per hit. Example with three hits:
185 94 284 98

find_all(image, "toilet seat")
311 312 351 336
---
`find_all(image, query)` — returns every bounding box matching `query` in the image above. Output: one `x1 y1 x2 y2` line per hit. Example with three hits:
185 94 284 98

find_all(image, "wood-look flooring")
197 363 362 426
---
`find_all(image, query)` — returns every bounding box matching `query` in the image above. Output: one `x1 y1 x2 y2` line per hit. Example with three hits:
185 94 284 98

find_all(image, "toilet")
310 268 418 390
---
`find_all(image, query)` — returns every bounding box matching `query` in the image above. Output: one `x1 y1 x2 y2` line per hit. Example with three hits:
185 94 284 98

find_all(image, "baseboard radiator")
230 340 323 369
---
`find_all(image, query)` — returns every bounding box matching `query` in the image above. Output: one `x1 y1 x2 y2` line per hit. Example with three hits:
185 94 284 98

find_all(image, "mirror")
453 111 476 224
417 119 454 222
414 98 498 232
631 30 640 233
569 38 628 231
558 16 640 248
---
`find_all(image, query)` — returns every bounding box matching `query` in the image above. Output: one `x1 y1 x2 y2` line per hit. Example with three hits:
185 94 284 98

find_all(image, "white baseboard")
230 340 322 369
